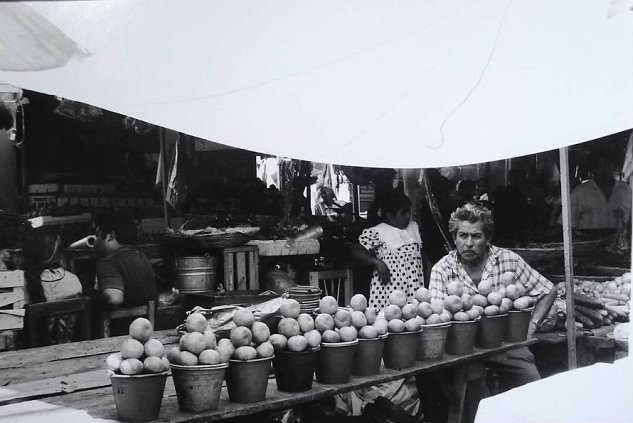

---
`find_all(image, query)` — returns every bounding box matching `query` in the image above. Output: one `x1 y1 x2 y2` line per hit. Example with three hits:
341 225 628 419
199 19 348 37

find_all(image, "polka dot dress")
359 222 424 311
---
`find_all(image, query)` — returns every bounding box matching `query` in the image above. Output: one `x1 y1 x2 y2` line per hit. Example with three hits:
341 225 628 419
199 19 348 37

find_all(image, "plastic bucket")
170 363 227 412
110 372 167 422
352 335 386 376
417 323 451 361
446 318 479 355
476 314 509 349
226 357 273 403
383 331 421 369
273 348 319 392
316 340 358 384
175 255 218 293
504 308 534 342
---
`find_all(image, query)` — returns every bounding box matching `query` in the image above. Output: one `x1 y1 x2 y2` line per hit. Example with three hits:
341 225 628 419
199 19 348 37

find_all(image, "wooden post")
159 128 170 229
559 147 577 369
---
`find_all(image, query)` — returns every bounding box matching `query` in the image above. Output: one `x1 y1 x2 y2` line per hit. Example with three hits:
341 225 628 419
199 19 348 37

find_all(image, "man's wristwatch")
530 318 540 327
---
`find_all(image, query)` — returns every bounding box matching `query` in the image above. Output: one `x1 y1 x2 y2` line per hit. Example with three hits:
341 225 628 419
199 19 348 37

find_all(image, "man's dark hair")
96 212 138 244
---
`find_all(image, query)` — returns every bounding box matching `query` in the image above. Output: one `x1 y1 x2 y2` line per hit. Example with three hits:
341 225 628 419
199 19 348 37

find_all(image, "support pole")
559 147 577 369
159 128 171 229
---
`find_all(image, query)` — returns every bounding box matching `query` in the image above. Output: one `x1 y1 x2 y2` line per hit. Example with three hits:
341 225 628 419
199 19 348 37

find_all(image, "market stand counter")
0 328 536 422
532 325 622 377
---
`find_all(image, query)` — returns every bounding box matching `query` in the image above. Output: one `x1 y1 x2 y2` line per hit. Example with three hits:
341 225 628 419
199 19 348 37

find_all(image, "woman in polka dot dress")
356 191 424 311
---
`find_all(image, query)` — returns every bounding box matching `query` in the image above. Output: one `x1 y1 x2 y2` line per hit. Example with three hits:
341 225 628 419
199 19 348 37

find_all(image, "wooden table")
0 329 536 423
532 326 619 376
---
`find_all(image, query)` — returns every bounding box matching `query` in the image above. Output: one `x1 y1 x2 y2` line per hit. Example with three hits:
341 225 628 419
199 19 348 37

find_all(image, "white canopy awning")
1 0 632 167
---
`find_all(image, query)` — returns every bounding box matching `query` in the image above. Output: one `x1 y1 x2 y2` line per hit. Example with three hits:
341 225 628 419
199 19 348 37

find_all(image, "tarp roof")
1 0 632 167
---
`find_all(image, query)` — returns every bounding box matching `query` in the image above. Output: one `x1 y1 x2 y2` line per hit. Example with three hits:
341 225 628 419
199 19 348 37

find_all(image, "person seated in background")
312 185 343 220
23 228 83 345
94 213 157 309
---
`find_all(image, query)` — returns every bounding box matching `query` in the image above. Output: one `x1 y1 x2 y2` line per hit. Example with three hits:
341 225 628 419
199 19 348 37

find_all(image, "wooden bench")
24 296 93 347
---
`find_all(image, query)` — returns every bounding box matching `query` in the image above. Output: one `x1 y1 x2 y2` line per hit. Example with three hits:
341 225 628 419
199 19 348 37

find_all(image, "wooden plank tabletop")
0 329 180 386
0 339 536 423
535 326 614 345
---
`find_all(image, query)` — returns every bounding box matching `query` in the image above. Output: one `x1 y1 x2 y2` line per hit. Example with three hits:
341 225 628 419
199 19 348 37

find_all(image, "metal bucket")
383 331 420 369
446 318 480 355
352 335 386 376
417 323 451 361
110 372 167 422
171 363 227 412
174 255 218 293
226 357 273 403
274 348 318 392
316 340 358 384
504 309 533 342
476 314 508 349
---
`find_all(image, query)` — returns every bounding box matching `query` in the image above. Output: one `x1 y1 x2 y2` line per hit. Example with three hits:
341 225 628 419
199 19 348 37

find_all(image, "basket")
163 233 250 249
510 240 606 266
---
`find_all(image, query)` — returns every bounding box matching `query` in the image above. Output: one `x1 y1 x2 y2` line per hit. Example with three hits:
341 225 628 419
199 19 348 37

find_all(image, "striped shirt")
429 246 553 301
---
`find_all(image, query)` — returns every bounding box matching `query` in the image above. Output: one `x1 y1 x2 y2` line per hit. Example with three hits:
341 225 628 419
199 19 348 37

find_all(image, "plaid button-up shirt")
429 245 554 301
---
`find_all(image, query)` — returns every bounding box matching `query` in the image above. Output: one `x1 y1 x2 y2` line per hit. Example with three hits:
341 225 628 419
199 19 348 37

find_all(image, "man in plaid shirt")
422 202 557 423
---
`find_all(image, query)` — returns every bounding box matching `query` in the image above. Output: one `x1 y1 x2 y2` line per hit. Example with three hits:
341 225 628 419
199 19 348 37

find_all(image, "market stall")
0 326 536 423
1 2 632 423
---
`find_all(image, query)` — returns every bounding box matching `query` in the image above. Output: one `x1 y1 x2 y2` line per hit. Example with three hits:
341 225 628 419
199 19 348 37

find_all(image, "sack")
177 294 282 334
334 377 420 417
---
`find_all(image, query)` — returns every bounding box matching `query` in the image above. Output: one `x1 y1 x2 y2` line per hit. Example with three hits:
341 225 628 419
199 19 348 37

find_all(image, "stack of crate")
0 270 25 351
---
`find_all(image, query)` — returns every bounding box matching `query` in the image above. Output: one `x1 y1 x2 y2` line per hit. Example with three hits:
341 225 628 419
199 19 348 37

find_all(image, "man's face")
454 220 489 264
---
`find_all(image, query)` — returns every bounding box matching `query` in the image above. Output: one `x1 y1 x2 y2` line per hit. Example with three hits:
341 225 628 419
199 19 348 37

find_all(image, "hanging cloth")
420 169 453 254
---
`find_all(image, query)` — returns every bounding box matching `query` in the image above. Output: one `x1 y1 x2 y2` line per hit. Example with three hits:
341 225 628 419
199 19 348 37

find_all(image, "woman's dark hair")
95 212 138 244
379 190 412 219
23 229 63 303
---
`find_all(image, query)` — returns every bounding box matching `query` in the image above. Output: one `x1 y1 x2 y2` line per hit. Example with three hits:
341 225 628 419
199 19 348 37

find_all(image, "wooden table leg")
446 364 468 423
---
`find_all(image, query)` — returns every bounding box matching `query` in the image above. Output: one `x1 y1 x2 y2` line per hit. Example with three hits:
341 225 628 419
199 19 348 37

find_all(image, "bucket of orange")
413 287 453 361
346 294 387 377
381 290 423 369
225 308 275 403
167 312 229 413
270 299 322 392
106 318 170 422
474 290 512 349
503 282 536 342
313 296 359 384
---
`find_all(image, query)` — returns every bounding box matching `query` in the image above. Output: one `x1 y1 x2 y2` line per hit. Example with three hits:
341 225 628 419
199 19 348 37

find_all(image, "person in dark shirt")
94 213 157 307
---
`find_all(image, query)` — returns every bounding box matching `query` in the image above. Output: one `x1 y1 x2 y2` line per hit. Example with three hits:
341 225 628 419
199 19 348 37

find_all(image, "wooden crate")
0 270 26 331
223 246 259 292
0 330 18 351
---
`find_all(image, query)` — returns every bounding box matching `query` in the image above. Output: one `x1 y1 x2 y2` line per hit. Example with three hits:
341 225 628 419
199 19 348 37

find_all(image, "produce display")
271 298 322 351
380 289 424 332
409 276 534 328
556 273 631 329
106 318 170 375
168 309 274 365
314 296 360 343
